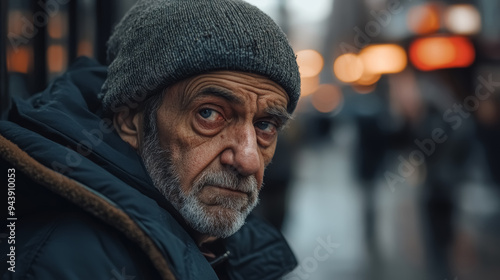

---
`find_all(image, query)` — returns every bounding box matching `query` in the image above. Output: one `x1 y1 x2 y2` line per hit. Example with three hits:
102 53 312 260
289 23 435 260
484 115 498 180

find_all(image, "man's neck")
195 233 218 259
195 233 217 247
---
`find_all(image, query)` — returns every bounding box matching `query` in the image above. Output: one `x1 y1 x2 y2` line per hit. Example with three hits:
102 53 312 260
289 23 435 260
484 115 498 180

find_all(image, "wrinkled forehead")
169 71 290 108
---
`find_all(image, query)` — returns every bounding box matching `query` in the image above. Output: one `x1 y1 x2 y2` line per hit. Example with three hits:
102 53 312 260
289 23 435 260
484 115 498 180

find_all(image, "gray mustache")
194 170 258 194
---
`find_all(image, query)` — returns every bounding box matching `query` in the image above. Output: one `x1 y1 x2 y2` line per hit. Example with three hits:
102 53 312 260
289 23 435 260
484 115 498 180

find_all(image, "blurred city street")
280 120 428 280
278 118 500 280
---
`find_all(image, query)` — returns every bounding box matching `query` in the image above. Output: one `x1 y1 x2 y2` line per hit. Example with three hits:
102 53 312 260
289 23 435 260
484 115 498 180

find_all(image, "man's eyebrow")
266 106 293 128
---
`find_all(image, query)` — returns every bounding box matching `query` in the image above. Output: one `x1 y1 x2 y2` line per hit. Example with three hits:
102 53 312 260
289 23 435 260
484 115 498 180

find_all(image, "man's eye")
255 121 276 133
199 108 219 121
195 107 225 133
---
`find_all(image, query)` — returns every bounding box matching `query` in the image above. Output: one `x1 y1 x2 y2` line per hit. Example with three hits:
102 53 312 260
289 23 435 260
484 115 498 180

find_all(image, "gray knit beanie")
100 0 301 114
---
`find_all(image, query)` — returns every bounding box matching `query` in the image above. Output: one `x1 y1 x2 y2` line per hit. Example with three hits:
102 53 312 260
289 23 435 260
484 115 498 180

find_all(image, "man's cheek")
262 148 275 167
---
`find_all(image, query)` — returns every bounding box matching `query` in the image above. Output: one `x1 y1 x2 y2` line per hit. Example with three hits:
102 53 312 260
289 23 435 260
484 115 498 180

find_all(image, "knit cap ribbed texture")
100 0 301 114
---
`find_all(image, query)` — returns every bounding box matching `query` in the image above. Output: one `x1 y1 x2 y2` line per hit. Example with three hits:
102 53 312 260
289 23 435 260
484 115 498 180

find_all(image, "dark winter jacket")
0 57 297 280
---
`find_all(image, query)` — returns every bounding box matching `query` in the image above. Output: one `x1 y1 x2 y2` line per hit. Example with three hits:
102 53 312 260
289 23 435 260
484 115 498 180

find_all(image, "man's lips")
206 185 248 196
199 185 251 207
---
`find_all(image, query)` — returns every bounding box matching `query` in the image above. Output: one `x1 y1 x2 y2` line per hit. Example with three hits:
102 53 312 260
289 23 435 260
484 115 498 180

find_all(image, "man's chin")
203 204 248 222
179 201 249 238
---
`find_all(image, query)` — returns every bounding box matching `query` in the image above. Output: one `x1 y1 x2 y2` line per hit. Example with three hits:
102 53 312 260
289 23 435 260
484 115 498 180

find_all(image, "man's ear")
113 109 142 150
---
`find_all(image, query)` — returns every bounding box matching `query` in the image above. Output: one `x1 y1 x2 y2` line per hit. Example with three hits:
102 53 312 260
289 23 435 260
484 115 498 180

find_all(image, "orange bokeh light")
77 40 94 57
47 45 67 73
409 36 475 71
296 49 324 78
355 71 381 86
300 75 320 97
8 10 25 35
333 53 364 83
48 14 67 39
407 4 442 35
359 44 407 75
311 84 343 113
7 46 33 73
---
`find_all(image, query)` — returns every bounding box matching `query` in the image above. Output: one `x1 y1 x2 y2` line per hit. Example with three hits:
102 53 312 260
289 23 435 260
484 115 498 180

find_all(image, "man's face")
140 71 290 238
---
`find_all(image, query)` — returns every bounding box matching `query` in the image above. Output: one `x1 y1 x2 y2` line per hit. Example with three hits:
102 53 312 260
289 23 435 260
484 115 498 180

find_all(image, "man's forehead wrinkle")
196 86 245 105
177 77 233 109
197 70 288 99
161 81 191 111
175 78 204 110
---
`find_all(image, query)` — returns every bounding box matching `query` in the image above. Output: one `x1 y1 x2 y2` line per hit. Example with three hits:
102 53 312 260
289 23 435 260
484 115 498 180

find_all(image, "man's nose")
220 125 261 177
